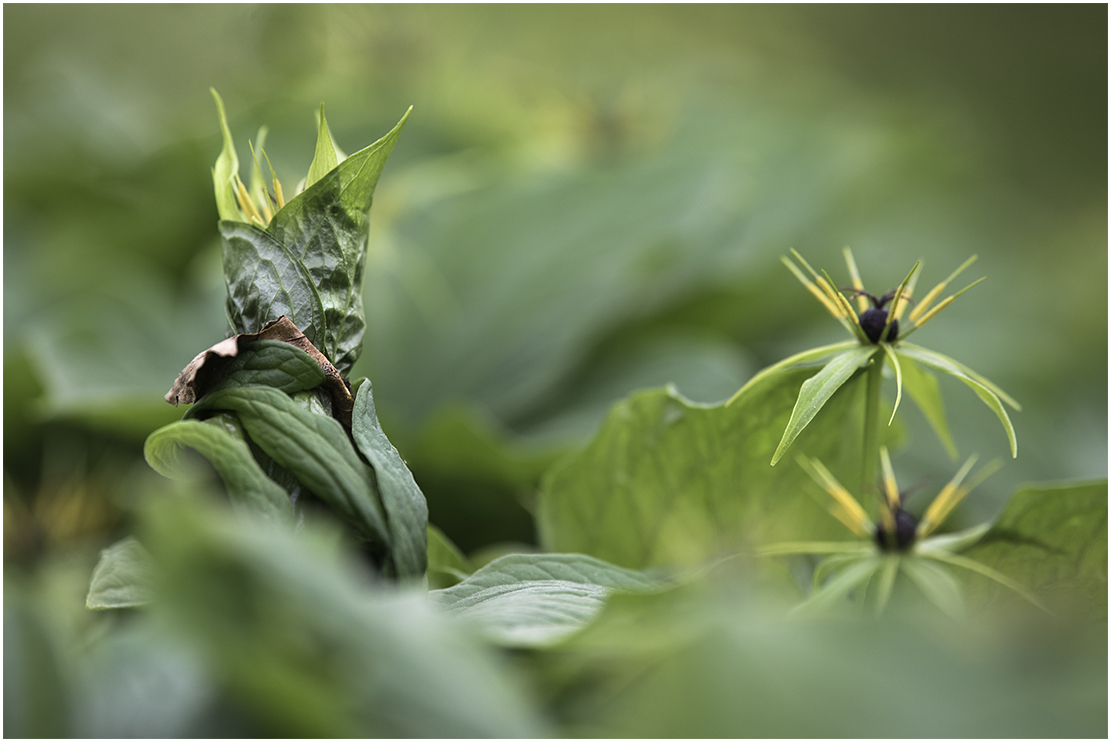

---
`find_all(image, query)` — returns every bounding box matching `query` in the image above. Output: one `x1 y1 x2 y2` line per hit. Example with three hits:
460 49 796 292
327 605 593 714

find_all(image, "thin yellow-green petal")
248 138 272 223
842 246 868 313
782 257 844 320
210 88 243 222
873 555 900 615
798 455 873 536
882 261 919 341
908 254 978 322
879 446 900 509
923 551 1049 613
918 454 979 538
305 102 339 190
894 263 920 321
881 342 903 426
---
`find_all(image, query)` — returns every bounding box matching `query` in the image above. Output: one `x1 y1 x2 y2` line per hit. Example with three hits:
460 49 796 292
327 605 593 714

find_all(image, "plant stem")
860 347 886 504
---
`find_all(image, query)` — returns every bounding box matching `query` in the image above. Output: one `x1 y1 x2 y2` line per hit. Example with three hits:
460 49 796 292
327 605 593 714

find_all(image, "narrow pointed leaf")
210 88 242 222
896 344 1018 456
85 537 156 609
190 386 389 549
305 103 339 190
881 342 903 425
351 379 428 580
145 417 293 523
772 345 877 465
896 351 958 460
900 556 965 619
793 556 882 615
727 340 858 406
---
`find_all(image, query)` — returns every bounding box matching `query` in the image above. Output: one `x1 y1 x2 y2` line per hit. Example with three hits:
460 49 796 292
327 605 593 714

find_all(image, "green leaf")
209 88 242 222
792 556 881 615
771 345 878 465
538 370 869 569
350 379 428 580
190 386 389 550
144 417 293 524
431 553 665 647
899 556 965 619
223 108 410 374
961 480 1107 621
205 339 326 395
304 104 339 190
144 496 549 737
427 524 472 589
895 343 1018 457
896 351 958 460
85 537 156 609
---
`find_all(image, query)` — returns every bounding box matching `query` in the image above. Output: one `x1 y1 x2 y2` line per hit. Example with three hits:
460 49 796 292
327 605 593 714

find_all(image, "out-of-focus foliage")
4 5 1106 737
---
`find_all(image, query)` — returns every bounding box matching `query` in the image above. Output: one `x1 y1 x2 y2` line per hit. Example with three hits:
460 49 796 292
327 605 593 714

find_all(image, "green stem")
860 347 885 504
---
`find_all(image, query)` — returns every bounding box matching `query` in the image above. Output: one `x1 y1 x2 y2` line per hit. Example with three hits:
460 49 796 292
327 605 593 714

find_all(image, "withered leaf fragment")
166 316 355 427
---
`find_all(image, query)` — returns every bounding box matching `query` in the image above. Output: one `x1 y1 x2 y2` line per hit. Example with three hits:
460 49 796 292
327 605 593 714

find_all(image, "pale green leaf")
209 88 242 222
899 556 965 619
895 344 1017 457
961 480 1107 620
771 345 877 465
538 369 869 569
304 103 339 190
431 553 665 646
792 556 881 615
85 537 156 610
896 351 958 460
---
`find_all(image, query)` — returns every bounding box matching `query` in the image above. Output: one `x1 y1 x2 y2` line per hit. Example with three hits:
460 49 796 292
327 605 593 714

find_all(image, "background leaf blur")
4 5 1106 737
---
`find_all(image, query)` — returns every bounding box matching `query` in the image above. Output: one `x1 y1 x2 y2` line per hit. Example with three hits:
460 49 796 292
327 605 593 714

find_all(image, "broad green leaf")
896 344 1018 457
350 379 428 580
427 524 472 589
771 345 878 465
205 339 326 395
538 369 871 569
223 109 410 374
209 88 242 222
431 553 666 647
304 104 339 190
896 351 957 460
143 496 549 737
86 537 156 609
144 417 293 524
962 480 1107 621
190 386 389 551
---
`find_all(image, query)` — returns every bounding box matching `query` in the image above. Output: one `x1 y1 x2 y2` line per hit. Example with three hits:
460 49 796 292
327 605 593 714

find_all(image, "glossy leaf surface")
350 379 428 580
223 109 410 373
190 386 389 549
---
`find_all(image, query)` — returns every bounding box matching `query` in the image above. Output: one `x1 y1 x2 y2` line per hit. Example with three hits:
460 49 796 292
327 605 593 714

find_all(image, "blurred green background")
5 4 1105 557
3 5 1106 736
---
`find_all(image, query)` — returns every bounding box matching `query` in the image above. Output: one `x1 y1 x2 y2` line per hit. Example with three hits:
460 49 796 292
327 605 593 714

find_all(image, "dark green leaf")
144 417 293 524
431 553 666 646
86 537 156 610
205 340 326 395
962 480 1107 621
350 379 428 580
771 345 877 465
191 386 390 550
144 496 549 737
538 370 870 569
223 109 410 374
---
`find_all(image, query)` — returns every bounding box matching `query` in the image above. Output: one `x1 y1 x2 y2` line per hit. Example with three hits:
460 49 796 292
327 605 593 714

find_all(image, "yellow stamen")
782 257 844 319
917 454 979 538
248 141 273 224
262 148 285 210
893 263 920 321
234 176 263 224
909 255 978 322
799 456 873 537
882 261 919 341
842 247 868 313
911 277 987 331
879 446 900 509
